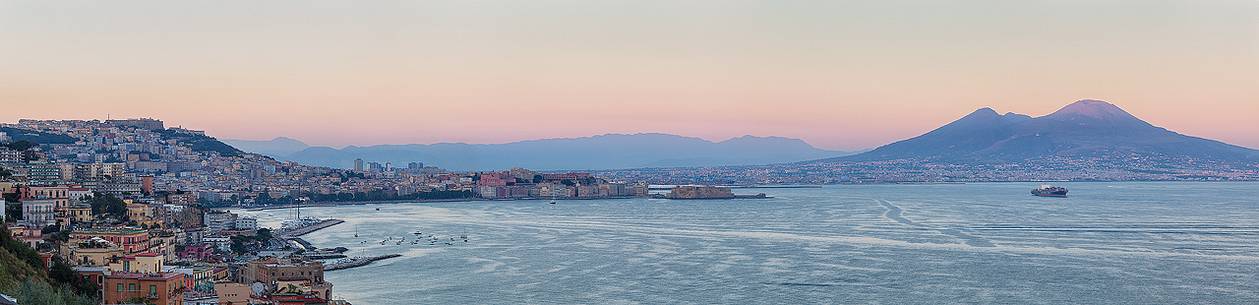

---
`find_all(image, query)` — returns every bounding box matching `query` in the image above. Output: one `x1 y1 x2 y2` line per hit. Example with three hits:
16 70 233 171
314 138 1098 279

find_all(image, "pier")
279 219 345 238
324 254 402 272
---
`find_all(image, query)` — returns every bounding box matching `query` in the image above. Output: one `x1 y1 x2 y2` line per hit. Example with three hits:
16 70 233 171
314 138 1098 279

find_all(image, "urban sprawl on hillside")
0 118 654 305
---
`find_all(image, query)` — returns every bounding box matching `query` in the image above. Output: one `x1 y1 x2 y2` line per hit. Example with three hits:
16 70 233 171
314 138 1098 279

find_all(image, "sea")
238 182 1259 304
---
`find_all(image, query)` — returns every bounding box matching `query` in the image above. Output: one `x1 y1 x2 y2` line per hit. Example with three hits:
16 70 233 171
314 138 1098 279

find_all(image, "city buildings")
70 227 152 255
0 117 662 305
203 211 237 233
239 256 330 299
102 271 186 305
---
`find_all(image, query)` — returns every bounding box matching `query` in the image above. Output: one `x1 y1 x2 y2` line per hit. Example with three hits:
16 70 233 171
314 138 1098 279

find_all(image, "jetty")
279 219 344 238
324 254 402 271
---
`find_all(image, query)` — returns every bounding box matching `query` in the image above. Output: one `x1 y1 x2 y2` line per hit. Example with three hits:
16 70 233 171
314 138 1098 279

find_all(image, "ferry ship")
1031 185 1068 197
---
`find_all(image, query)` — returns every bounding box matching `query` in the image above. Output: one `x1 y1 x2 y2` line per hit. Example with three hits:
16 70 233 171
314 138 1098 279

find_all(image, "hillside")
0 227 96 305
0 127 77 145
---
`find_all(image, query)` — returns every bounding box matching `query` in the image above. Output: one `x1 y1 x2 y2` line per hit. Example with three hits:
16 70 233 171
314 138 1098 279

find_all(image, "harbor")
279 218 345 238
324 254 403 271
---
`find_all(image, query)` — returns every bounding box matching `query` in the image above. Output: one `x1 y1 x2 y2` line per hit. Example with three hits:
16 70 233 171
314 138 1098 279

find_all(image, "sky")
2 0 1257 150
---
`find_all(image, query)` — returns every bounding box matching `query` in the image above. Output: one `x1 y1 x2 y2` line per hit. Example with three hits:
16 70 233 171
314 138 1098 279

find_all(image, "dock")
279 219 344 238
324 254 402 272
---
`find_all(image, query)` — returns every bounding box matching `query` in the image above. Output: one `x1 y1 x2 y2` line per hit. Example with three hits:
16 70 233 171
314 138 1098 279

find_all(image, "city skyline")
3 0 1257 150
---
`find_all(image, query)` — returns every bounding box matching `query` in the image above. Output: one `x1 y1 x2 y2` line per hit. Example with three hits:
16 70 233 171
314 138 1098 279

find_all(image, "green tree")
3 140 35 151
255 228 273 241
49 257 98 296
86 193 127 220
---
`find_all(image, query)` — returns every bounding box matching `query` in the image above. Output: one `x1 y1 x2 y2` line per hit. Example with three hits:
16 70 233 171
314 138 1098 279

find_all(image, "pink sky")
2 1 1256 150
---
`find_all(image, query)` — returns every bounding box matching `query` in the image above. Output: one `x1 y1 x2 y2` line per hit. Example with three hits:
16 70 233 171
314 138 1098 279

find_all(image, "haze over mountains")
830 99 1259 164
225 99 1256 175
225 134 851 171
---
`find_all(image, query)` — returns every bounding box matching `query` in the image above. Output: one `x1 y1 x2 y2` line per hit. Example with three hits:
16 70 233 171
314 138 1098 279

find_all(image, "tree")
257 192 273 205
13 279 98 305
229 236 249 255
1 226 45 270
5 201 20 221
86 193 127 220
256 228 273 241
3 140 35 151
50 257 98 296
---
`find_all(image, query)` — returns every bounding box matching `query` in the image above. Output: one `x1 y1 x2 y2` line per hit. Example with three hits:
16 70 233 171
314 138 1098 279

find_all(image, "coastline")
242 196 645 211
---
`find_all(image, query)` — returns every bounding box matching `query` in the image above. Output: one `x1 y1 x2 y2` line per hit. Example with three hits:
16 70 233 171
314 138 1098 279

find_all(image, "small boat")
549 201 556 205
1032 185 1069 198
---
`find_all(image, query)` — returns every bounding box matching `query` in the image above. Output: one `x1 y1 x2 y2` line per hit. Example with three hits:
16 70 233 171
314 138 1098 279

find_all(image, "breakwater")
279 219 344 238
324 254 402 272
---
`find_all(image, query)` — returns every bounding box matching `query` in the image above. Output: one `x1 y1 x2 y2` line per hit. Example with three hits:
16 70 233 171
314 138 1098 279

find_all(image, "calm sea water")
240 182 1259 304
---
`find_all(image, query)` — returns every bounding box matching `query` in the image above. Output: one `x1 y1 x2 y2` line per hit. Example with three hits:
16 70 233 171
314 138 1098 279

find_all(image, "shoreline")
242 196 644 211
233 181 1259 212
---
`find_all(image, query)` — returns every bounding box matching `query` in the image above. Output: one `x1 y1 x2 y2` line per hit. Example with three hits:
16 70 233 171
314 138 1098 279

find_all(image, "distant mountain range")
221 137 310 157
225 134 853 171
829 99 1259 164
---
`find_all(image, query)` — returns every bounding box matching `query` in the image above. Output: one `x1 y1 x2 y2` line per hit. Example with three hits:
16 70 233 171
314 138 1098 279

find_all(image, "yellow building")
107 252 164 274
126 203 161 227
215 282 253 305
68 204 93 223
66 237 124 266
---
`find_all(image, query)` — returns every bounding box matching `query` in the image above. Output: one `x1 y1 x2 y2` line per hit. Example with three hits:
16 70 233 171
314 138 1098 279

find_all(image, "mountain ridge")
228 133 853 171
834 99 1259 164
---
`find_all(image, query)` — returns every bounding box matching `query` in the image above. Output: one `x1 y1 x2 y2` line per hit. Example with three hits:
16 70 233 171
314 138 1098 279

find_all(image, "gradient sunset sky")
2 0 1256 150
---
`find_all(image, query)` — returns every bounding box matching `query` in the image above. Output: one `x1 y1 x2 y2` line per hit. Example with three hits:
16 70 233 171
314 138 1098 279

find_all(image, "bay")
240 182 1259 304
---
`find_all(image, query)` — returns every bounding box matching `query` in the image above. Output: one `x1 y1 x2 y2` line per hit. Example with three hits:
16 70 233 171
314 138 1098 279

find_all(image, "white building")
203 211 237 232
201 236 231 252
1 199 6 222
235 217 258 231
22 199 57 227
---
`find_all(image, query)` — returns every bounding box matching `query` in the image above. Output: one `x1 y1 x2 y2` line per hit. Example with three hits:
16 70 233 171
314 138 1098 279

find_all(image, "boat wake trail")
877 200 922 227
878 200 995 247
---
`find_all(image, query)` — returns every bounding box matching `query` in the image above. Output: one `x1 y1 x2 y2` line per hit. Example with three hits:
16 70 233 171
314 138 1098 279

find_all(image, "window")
129 283 136 291
116 283 123 292
149 285 157 297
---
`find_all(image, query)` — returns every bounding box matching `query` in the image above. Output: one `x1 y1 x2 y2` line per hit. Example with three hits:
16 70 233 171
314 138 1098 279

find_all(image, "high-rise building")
353 159 364 172
407 162 423 170
27 161 63 186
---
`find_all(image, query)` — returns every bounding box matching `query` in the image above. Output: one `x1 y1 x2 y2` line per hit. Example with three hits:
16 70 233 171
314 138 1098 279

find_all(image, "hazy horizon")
3 0 1257 150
